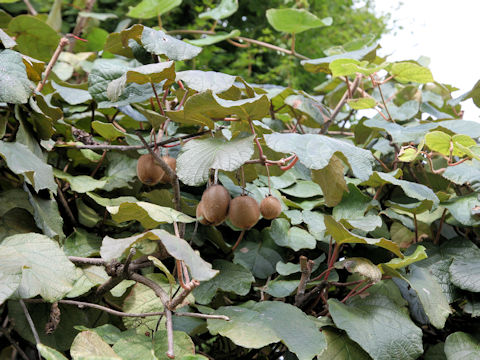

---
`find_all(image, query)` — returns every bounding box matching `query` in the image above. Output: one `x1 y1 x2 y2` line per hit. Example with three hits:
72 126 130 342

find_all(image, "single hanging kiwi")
228 195 260 229
136 153 164 185
260 195 282 220
201 184 231 225
159 156 176 183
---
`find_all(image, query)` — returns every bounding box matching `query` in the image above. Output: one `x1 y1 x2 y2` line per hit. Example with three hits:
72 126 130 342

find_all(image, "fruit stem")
231 230 246 252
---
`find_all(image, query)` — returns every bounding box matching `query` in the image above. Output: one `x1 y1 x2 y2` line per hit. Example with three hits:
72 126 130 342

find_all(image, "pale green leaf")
0 28 16 48
444 332 480 360
141 27 202 61
70 331 120 359
382 245 427 269
54 169 107 193
199 0 238 20
175 70 236 93
449 257 480 292
266 8 331 34
37 344 68 360
390 62 434 83
187 30 240 46
317 329 370 360
0 49 33 104
127 0 181 19
347 97 377 109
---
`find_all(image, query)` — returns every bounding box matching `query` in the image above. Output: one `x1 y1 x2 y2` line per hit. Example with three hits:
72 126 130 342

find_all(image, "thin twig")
69 0 97 51
295 256 315 306
19 300 42 360
36 37 70 93
90 150 107 177
165 309 175 359
151 82 166 116
231 230 246 252
434 208 447 245
68 256 106 265
55 179 77 225
23 0 37 15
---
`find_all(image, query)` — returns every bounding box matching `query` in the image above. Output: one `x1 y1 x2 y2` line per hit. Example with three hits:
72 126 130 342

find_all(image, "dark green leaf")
266 8 331 34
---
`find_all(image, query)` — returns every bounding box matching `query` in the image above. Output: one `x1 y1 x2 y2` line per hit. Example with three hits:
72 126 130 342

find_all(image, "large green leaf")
70 331 120 359
390 62 434 83
329 295 423 360
193 260 254 304
265 218 316 251
51 81 92 105
266 8 331 34
25 187 64 240
141 27 202 61
127 0 182 19
199 0 238 20
8 15 60 62
92 121 125 141
207 301 326 360
0 28 16 48
88 58 164 108
54 169 107 193
0 50 33 104
444 332 480 360
381 245 427 269
0 141 56 193
100 152 137 191
404 265 451 329
177 134 254 186
176 70 236 93
0 233 77 302
311 155 348 207
106 61 176 102
442 160 480 192
449 257 480 292
279 180 322 198
264 133 375 181
101 230 218 281
325 215 403 257
106 201 195 228
113 331 195 359
443 193 480 226
301 44 378 73
317 329 370 360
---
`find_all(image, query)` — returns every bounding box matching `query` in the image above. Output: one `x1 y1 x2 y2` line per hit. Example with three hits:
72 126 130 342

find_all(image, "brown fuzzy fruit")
159 156 176 183
228 195 260 229
196 201 210 225
260 196 282 220
201 185 231 225
136 153 164 185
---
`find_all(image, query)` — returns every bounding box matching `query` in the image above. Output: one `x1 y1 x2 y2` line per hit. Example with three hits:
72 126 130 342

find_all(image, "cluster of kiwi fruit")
137 153 176 185
196 184 282 229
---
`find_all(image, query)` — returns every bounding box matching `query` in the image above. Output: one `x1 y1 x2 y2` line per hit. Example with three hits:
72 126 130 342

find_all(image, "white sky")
368 0 480 119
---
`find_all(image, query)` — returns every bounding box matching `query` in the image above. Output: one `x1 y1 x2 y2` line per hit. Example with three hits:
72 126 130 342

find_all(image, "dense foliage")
1 0 480 359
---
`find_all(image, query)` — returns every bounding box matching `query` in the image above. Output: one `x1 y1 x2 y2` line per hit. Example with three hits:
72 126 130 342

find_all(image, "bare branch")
130 272 170 306
165 309 175 359
36 37 70 93
167 280 200 310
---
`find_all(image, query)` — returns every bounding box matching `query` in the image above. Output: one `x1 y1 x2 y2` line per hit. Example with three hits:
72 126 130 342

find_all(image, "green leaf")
0 189 33 217
187 30 240 46
148 256 176 289
449 257 480 292
390 62 434 83
127 0 181 19
425 131 451 155
347 97 377 109
266 8 332 34
0 50 33 104
26 187 64 240
362 170 439 207
177 134 254 186
106 61 176 102
37 344 68 360
78 11 118 20
261 279 300 297
91 121 125 141
266 218 316 251
311 155 348 207
0 233 78 302
443 193 480 226
199 0 238 20
403 265 451 329
101 230 218 281
106 201 195 228
46 0 62 32
54 169 107 193
301 44 378 73
335 257 382 282
444 332 480 360
233 230 283 279
207 301 326 360
325 215 403 258
264 133 375 181
329 295 423 360
317 329 370 360
0 28 16 48
113 331 195 359
8 15 60 62
141 27 202 61
176 70 236 93
279 180 322 198
284 94 330 126
70 331 120 359
100 152 137 192
381 245 427 269
64 228 102 258
330 58 387 77
51 81 92 105
193 260 254 304
0 141 56 193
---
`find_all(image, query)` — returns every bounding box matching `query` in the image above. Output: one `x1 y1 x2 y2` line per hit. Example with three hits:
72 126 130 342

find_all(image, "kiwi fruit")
159 156 176 183
228 195 260 229
201 185 231 225
260 195 282 220
196 201 210 225
136 153 164 185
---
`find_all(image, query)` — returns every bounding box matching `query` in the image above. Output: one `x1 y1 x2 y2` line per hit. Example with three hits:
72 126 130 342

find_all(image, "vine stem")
165 309 175 359
231 230 246 252
434 208 447 245
151 82 166 116
19 300 42 360
36 37 70 93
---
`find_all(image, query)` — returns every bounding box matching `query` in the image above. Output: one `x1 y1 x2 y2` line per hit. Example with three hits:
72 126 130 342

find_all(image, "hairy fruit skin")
136 153 164 185
196 201 211 225
228 195 260 229
159 156 176 183
201 185 231 225
260 196 282 220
